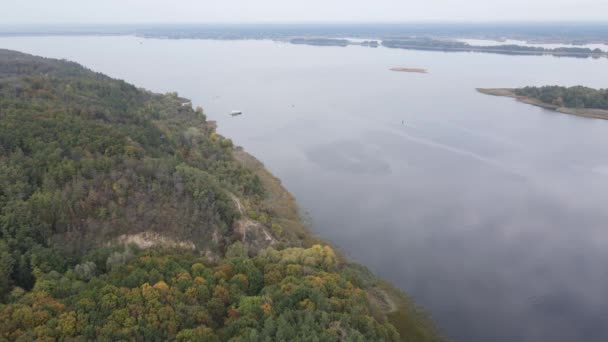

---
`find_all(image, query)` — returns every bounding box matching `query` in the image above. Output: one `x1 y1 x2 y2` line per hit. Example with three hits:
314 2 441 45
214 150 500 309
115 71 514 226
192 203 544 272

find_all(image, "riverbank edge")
477 88 608 120
233 148 442 341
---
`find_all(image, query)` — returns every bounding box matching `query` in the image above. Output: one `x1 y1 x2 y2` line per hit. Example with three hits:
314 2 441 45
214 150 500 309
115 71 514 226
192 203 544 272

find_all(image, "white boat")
230 110 243 117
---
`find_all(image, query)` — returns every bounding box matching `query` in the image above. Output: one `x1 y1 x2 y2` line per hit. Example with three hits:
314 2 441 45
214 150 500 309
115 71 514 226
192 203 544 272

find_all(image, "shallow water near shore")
2 36 608 341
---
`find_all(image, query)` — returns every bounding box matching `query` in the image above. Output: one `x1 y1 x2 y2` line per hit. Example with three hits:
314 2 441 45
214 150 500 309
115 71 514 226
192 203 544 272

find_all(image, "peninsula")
478 86 608 120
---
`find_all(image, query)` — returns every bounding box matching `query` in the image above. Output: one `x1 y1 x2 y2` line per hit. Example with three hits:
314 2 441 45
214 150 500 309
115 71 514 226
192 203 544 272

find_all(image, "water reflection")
306 140 391 175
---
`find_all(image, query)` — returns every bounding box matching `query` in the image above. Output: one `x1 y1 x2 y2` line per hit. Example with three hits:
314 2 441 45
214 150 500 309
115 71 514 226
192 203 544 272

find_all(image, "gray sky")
2 0 607 24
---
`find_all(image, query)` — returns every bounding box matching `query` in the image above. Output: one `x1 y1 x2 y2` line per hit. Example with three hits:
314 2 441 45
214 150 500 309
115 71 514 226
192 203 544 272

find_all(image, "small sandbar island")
390 67 428 73
478 86 608 120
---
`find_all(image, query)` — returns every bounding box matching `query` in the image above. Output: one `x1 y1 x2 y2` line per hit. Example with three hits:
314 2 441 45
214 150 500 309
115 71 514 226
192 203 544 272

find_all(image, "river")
2 35 608 341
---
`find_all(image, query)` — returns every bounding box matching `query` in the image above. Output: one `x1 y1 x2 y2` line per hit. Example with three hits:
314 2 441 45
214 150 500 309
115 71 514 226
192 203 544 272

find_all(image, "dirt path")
229 193 244 214
229 193 276 245
368 287 398 313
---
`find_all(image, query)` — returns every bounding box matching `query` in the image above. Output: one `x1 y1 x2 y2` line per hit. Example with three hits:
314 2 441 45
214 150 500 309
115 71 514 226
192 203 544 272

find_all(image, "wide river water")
2 36 608 341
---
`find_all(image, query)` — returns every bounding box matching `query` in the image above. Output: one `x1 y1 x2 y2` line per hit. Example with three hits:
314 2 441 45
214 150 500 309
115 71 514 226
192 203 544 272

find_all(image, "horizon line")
2 20 608 27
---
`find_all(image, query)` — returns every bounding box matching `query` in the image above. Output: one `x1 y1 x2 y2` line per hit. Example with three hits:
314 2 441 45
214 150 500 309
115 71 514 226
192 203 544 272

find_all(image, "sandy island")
390 67 428 74
477 88 608 120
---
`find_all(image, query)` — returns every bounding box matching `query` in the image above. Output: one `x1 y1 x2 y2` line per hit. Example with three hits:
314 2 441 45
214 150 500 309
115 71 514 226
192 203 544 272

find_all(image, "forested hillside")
0 48 265 292
0 50 439 341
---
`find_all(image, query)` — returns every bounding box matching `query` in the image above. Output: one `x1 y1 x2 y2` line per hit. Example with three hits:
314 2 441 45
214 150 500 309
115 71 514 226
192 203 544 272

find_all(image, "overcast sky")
2 0 607 24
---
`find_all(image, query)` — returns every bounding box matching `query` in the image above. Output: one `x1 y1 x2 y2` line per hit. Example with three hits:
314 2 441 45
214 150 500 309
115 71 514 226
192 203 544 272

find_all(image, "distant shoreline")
2 23 608 45
382 40 607 58
1 29 606 59
477 88 608 120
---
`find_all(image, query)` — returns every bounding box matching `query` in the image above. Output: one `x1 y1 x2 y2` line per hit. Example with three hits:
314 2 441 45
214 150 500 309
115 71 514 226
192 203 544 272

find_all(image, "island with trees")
478 86 608 119
289 38 379 48
382 38 607 58
288 37 607 58
0 49 440 341
289 38 351 47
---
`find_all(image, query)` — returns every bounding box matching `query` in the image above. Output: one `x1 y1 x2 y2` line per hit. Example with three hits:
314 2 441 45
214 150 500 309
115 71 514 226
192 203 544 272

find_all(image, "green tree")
0 241 14 299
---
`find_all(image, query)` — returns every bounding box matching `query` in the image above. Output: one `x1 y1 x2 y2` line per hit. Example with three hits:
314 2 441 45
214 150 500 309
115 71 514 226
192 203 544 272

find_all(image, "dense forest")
0 245 404 341
0 50 439 340
514 86 608 109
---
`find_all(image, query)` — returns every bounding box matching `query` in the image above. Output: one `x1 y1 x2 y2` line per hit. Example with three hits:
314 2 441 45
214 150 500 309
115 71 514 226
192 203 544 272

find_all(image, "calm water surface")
2 36 608 341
